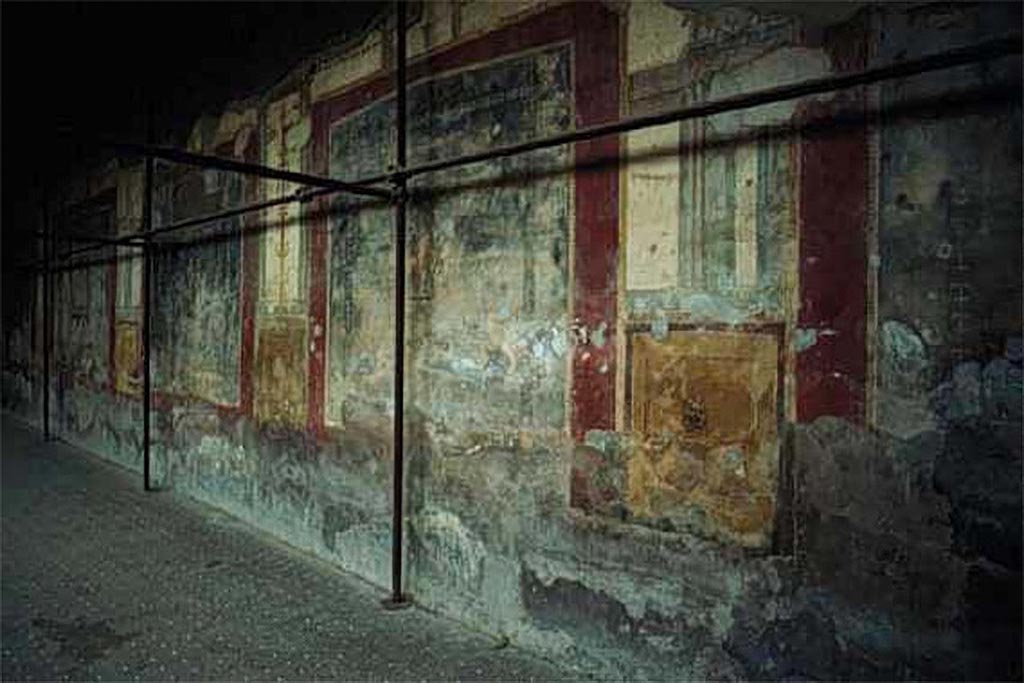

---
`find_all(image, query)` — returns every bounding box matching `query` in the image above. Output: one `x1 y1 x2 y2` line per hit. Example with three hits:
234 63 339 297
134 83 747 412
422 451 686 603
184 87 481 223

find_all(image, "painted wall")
4 2 1021 679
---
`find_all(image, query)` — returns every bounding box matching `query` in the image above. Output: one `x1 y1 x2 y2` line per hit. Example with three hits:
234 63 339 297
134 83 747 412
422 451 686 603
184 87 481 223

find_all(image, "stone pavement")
1 417 573 681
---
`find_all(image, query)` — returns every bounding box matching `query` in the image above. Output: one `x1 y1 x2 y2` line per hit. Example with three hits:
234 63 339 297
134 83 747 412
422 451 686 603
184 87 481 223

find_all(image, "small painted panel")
113 320 140 395
115 248 142 317
626 123 681 291
626 327 780 545
254 320 308 426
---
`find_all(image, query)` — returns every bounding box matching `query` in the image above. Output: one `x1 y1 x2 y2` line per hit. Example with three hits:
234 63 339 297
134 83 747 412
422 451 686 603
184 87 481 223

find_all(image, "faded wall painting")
326 99 395 426
253 92 311 427
152 237 242 405
254 321 307 425
873 5 1024 437
55 265 109 387
151 170 243 406
260 93 310 317
597 6 828 544
113 166 146 395
626 327 781 545
113 320 140 395
624 6 822 318
2 276 35 372
624 5 838 312
115 166 145 316
115 246 143 317
326 45 572 443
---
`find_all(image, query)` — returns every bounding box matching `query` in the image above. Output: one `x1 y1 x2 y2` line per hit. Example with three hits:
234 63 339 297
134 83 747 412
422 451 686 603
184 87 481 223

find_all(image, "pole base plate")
381 594 413 611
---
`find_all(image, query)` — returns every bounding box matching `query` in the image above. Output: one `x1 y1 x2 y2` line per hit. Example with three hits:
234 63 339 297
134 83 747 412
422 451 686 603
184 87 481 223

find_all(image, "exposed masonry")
3 2 1020 680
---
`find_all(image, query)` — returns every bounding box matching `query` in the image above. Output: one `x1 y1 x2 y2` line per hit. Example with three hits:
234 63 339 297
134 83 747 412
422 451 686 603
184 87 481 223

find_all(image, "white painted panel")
735 141 758 289
626 123 680 291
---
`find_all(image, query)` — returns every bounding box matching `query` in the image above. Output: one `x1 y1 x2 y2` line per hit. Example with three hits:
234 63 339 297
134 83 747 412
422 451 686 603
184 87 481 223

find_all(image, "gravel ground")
1 416 573 682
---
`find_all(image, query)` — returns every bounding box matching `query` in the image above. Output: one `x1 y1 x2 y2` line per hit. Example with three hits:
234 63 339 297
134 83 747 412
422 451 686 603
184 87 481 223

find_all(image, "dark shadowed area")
2 2 387 266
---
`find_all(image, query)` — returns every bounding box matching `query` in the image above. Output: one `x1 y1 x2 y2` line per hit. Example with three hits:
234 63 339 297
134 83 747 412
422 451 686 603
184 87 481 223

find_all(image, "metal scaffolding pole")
354 33 1021 185
24 31 1013 278
21 239 139 272
386 0 411 609
14 27 1017 591
113 142 392 200
142 187 330 243
24 33 1020 279
32 231 128 246
21 185 335 274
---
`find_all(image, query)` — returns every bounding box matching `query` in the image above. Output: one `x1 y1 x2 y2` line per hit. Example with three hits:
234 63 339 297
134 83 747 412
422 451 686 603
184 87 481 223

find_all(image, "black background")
2 1 387 265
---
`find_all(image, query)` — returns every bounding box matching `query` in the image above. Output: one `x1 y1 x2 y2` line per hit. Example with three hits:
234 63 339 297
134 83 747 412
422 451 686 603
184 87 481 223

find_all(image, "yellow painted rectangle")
628 328 780 546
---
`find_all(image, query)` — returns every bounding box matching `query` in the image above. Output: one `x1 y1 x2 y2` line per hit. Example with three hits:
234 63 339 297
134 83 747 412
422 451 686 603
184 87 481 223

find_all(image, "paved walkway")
1 417 571 681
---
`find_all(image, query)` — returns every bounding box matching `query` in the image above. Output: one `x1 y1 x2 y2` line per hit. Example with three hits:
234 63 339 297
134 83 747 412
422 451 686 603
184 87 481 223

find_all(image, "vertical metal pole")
387 0 410 608
42 198 51 440
142 132 154 491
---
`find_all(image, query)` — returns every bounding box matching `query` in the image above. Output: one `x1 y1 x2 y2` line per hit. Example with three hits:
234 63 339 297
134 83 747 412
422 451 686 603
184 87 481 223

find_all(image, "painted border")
308 2 621 440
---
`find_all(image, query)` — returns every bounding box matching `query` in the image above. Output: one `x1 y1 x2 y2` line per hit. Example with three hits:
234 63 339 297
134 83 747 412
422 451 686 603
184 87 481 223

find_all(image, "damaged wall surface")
3 1 1021 680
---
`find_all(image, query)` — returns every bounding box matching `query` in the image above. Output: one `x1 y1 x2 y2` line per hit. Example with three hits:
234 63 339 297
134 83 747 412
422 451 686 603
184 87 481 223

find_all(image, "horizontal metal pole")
54 237 139 260
21 34 1020 273
47 253 144 274
141 188 332 242
33 231 132 246
113 142 393 200
17 188 332 272
20 238 141 270
362 34 1019 182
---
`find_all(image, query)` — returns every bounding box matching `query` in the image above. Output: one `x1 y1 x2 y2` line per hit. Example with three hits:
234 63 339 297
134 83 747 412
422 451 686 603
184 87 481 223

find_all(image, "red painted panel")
797 97 868 424
796 21 870 425
571 5 620 441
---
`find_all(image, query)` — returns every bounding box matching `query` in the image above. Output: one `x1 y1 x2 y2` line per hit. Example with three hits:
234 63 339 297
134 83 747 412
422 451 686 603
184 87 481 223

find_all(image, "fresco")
624 11 820 319
873 5 1024 437
252 92 310 427
254 321 307 425
324 96 394 426
113 321 140 395
326 44 572 441
113 165 147 395
115 166 144 317
1 273 35 386
596 7 821 544
4 3 1021 680
55 265 109 388
625 326 781 545
260 93 309 318
151 170 243 406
